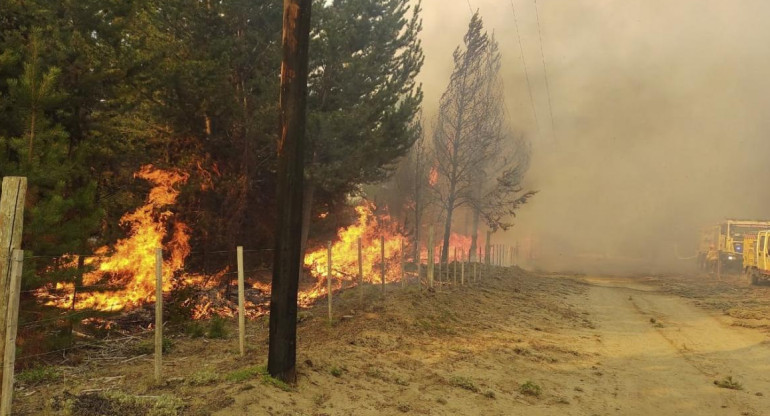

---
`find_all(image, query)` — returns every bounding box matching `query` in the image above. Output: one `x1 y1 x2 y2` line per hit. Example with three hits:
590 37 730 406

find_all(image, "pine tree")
301 0 424 255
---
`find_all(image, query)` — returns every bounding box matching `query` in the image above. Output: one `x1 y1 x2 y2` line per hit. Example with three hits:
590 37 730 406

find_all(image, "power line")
466 0 473 14
509 0 541 137
533 0 557 141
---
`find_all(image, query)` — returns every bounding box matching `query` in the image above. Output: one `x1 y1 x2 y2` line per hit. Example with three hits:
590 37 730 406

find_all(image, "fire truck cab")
745 230 770 285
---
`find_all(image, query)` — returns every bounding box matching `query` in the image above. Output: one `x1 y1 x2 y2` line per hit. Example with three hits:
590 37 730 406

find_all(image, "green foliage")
187 370 219 386
16 365 61 385
185 322 205 338
226 365 265 383
225 365 293 391
206 316 228 339
520 380 542 397
135 337 172 355
329 366 343 377
304 0 424 232
62 391 185 416
448 375 479 393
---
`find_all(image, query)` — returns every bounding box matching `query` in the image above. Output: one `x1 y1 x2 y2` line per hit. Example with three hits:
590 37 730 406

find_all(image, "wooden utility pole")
269 0 312 383
0 177 26 384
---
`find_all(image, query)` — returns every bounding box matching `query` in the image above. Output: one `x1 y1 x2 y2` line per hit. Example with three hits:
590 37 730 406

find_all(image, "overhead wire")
509 0 541 138
533 0 557 141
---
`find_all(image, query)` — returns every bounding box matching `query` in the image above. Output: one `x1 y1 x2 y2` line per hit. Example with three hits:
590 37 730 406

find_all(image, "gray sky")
414 0 770 273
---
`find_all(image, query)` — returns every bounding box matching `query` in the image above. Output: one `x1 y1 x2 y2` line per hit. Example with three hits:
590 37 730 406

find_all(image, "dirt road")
575 276 770 415
18 271 770 415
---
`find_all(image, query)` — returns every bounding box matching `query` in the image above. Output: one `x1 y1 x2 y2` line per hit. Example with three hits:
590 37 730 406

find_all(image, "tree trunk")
469 207 480 262
269 0 312 384
440 198 454 264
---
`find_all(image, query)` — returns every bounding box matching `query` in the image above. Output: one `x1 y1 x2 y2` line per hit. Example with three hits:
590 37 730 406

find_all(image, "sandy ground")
13 270 770 415
574 276 770 415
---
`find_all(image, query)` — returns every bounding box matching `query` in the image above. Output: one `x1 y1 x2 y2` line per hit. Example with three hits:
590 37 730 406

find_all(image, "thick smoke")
415 0 770 274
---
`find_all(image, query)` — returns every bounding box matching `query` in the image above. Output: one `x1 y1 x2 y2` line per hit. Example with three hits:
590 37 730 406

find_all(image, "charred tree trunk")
469 207 480 261
269 0 312 383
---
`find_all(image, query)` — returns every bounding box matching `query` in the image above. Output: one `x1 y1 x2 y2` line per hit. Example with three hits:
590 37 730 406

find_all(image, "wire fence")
8 240 522 366
1 239 525 415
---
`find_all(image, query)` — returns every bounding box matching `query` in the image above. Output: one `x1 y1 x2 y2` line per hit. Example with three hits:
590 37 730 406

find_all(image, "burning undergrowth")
33 165 475 328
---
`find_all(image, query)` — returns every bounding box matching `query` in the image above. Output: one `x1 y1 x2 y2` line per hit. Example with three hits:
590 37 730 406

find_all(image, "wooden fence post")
1 249 23 416
155 248 163 383
478 246 482 280
380 235 385 295
358 237 363 306
461 250 465 285
400 239 405 288
0 177 26 384
237 246 246 357
427 226 434 289
327 241 333 323
453 248 458 286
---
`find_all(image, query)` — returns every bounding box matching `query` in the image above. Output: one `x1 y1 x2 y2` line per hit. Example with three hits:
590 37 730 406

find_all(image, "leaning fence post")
155 248 163 383
0 177 26 385
237 246 245 357
1 249 23 416
327 241 333 323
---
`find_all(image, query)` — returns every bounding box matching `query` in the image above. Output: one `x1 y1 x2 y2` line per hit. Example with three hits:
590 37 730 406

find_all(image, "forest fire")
301 202 406 302
36 168 474 318
39 165 195 311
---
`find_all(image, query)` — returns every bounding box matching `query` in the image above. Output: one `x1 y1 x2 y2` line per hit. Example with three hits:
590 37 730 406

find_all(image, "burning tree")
431 13 534 263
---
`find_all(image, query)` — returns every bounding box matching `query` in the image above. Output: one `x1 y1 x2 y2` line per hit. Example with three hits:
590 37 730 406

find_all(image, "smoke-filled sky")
414 0 770 273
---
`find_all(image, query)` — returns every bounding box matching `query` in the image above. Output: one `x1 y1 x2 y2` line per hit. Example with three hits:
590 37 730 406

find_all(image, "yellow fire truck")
698 220 770 272
743 230 770 284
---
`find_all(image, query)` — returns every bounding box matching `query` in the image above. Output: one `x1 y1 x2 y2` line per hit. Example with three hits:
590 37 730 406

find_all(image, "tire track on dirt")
579 277 769 415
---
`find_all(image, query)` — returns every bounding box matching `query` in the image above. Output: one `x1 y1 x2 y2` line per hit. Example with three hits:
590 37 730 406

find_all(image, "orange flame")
420 232 476 263
301 202 405 302
429 166 438 186
41 165 192 311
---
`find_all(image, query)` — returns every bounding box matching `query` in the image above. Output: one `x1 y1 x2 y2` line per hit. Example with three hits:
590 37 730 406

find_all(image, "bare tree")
431 13 534 263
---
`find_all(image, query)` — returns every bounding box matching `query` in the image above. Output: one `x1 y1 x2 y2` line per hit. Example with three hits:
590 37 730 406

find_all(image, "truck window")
760 237 766 253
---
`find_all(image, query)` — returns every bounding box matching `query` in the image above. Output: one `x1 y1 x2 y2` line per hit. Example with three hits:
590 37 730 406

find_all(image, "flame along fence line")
2 240 522 411
12 241 523 342
15 239 518 320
